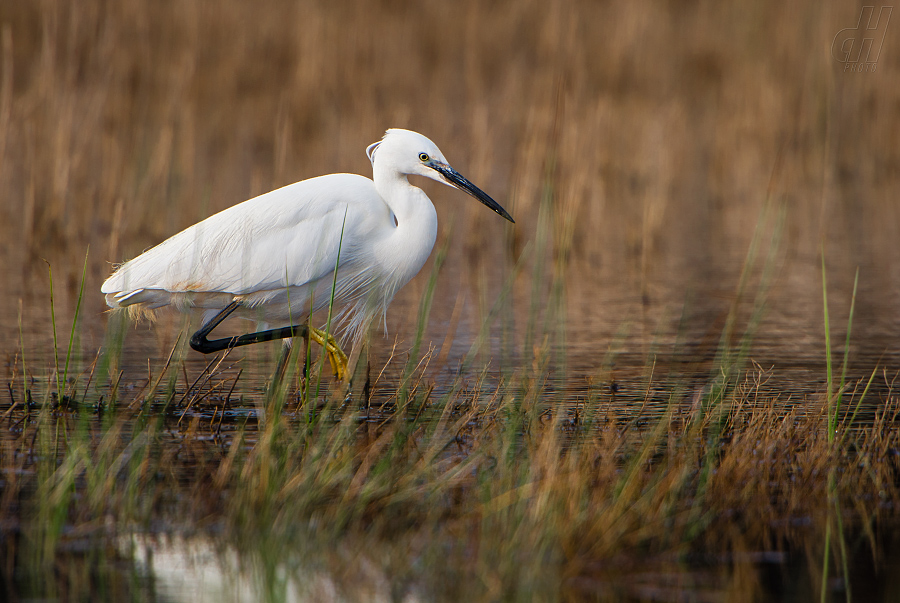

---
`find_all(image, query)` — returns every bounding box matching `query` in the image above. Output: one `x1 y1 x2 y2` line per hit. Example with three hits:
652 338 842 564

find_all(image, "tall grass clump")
818 259 880 603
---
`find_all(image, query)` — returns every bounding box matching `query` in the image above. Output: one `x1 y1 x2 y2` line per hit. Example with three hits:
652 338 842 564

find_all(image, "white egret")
102 128 514 378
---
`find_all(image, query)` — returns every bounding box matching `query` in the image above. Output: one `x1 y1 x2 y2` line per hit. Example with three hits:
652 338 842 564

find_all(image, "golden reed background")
1 0 898 367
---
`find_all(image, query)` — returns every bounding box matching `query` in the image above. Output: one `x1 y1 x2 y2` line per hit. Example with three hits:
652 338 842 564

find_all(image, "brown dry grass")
2 0 899 366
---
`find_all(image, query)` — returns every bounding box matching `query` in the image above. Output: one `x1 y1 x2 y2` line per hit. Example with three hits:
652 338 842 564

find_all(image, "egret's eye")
418 152 430 162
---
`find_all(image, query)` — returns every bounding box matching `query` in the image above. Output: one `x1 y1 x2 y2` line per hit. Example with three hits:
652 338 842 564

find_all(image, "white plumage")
102 129 513 350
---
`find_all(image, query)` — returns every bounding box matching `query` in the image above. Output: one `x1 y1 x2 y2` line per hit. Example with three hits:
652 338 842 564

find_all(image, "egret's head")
367 129 456 187
367 129 515 223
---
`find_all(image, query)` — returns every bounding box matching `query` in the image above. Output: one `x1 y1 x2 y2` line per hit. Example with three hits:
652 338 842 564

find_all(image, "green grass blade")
821 252 834 441
837 365 878 449
62 247 90 399
312 205 348 402
837 267 859 415
45 259 61 398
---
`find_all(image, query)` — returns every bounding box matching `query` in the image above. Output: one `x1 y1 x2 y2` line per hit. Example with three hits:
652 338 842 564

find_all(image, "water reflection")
126 534 422 603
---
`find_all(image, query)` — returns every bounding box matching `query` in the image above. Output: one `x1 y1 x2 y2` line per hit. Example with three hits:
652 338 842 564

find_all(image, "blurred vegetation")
2 0 900 600
2 0 899 362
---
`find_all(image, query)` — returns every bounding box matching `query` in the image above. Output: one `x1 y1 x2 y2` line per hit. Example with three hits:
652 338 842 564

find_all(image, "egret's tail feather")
105 304 160 323
105 288 173 323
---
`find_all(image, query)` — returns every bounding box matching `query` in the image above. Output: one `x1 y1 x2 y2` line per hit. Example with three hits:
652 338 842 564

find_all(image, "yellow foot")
308 326 349 380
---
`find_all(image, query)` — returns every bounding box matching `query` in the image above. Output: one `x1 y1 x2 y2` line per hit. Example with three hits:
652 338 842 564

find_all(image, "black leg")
272 341 293 386
190 300 310 354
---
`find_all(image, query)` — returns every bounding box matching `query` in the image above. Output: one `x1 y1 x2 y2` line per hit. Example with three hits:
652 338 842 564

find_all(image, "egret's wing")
102 174 386 305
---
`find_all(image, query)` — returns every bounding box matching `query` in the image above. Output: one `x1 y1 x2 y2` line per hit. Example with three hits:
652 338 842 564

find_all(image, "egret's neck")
373 165 437 232
372 164 438 281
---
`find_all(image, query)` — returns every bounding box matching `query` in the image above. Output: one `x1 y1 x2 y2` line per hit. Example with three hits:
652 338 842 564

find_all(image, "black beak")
431 163 515 223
